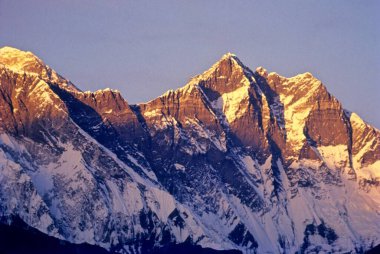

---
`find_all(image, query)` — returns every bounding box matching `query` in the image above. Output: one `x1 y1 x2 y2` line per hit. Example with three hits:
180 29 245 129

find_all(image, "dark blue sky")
1 0 379 127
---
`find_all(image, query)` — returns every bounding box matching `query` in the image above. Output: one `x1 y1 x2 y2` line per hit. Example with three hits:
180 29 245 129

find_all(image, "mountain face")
0 46 379 253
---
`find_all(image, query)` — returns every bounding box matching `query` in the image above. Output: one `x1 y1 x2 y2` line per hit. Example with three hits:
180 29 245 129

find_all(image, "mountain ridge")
0 46 379 253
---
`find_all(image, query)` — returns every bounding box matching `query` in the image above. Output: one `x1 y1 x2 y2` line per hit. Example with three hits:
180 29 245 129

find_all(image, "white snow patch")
127 154 157 181
358 161 380 179
317 145 349 170
174 163 186 171
211 85 249 123
274 73 322 152
145 188 176 222
241 155 262 182
143 108 162 118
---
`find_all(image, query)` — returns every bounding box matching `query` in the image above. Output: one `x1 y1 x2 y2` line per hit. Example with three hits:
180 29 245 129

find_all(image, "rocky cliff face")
0 46 379 253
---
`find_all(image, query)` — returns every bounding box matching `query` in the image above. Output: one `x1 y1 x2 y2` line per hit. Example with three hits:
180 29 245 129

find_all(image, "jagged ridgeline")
0 46 379 254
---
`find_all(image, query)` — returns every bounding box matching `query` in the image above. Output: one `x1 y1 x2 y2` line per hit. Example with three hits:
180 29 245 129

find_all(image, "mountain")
0 46 379 253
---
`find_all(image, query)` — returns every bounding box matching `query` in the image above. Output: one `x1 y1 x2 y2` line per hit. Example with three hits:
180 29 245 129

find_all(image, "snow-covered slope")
0 47 379 253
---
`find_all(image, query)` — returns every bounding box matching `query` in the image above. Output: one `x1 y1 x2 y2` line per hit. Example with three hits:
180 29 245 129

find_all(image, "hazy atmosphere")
1 0 379 127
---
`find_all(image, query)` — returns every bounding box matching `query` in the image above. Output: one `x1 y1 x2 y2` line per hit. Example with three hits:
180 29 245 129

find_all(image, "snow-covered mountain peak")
190 53 246 81
215 52 244 69
185 53 254 104
220 52 237 60
146 52 254 114
0 46 36 57
91 87 121 95
0 46 48 75
0 46 79 93
288 72 319 84
0 46 38 59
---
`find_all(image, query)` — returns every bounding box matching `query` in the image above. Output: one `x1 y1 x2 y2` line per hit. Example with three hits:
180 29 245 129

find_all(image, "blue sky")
1 0 379 127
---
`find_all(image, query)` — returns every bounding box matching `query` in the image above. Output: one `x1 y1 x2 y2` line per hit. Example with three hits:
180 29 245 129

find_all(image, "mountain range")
0 46 379 253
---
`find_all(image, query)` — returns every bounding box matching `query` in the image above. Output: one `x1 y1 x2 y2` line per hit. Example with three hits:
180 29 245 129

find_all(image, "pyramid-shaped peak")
221 52 237 59
183 52 255 102
211 52 249 72
189 52 249 84
217 52 245 67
